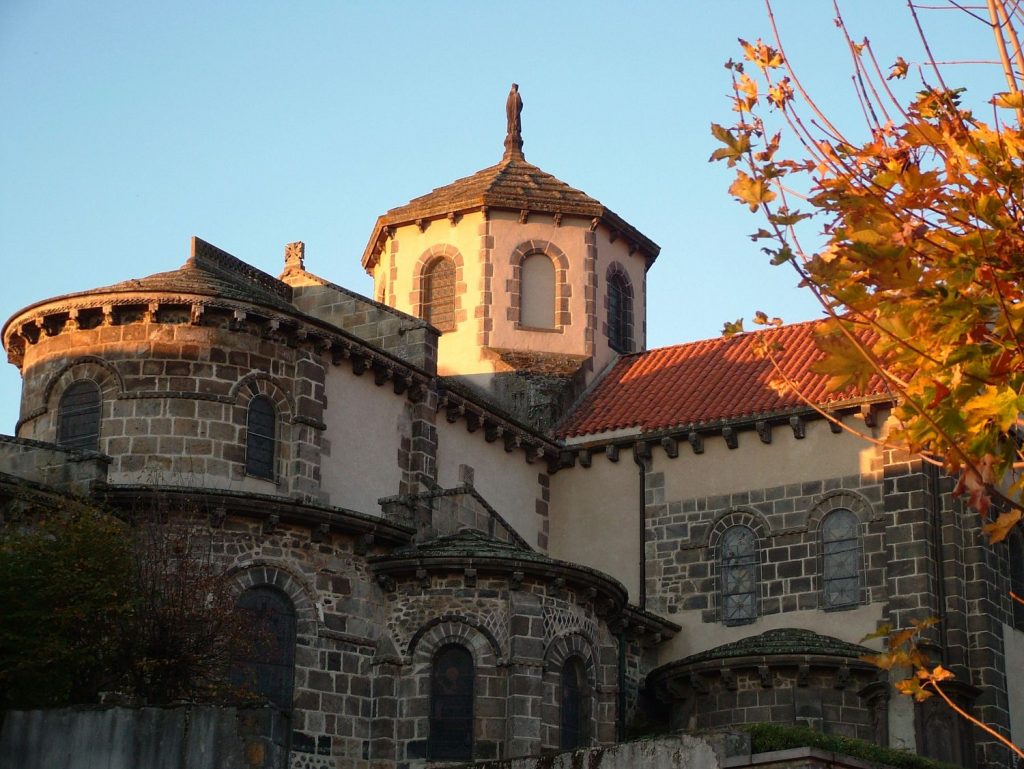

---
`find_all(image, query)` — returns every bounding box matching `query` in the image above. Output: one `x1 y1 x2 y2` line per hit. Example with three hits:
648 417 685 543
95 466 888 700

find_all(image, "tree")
710 1 1024 761
0 492 259 708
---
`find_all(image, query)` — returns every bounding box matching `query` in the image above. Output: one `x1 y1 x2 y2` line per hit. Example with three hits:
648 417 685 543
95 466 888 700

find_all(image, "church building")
1 89 1022 769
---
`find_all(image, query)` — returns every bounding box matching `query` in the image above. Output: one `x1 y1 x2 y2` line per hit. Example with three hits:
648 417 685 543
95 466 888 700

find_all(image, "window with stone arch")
520 252 556 328
245 395 276 480
57 379 102 451
428 643 474 760
1008 529 1024 630
821 509 861 609
721 525 758 624
231 585 297 712
423 256 457 332
606 267 633 353
560 655 589 749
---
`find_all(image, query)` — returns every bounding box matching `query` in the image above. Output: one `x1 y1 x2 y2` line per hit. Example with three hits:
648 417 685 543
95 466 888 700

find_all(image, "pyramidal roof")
362 87 659 269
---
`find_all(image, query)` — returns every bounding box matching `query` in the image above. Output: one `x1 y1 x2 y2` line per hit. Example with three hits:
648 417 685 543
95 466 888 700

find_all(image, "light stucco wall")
548 453 642 602
373 214 487 377
434 417 544 549
655 417 876 504
593 231 647 367
320 365 407 515
1005 624 1024 744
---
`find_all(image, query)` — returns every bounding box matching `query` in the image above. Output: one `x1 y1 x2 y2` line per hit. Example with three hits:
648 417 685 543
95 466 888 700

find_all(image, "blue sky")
0 1 1002 434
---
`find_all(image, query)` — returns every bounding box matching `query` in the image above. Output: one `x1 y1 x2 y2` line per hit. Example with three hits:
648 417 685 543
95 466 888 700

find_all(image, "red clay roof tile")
556 320 888 439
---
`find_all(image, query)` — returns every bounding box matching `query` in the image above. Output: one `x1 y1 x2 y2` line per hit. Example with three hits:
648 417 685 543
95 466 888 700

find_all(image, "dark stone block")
292 731 316 754
406 740 428 759
317 735 332 756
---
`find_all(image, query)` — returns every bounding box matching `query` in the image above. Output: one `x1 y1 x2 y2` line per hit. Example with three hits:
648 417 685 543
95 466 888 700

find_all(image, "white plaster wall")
656 415 879 504
320 366 407 516
435 417 543 547
1005 623 1024 745
548 454 641 601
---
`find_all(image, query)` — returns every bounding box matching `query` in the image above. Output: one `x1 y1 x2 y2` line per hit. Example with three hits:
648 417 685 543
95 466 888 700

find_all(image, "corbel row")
434 390 556 465
565 409 880 469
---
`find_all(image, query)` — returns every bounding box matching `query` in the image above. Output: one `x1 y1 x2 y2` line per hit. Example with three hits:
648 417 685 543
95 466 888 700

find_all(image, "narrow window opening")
721 525 758 623
57 380 101 451
424 258 457 332
822 509 861 609
246 395 276 479
560 656 588 749
231 586 296 712
607 273 632 353
429 644 474 760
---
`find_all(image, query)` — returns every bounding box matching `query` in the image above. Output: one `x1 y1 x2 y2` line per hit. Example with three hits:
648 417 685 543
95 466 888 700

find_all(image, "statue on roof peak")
504 83 524 158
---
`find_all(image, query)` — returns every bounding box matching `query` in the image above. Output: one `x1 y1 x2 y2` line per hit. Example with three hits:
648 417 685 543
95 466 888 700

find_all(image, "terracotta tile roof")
361 150 659 268
556 320 888 439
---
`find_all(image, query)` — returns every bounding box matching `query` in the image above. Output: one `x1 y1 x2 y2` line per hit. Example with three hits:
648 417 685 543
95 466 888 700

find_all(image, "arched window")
423 257 457 332
607 272 632 353
231 586 296 711
245 395 276 479
429 644 474 760
57 380 101 451
560 656 588 749
721 525 758 623
822 509 861 609
1009 530 1024 630
520 253 556 329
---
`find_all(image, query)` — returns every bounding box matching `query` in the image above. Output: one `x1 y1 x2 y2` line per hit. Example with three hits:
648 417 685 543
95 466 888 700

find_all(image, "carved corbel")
393 375 411 396
628 241 638 255
828 413 843 433
789 416 806 439
605 444 620 463
447 211 458 226
503 433 521 453
510 570 524 590
722 426 738 449
209 506 226 528
860 403 878 428
464 568 477 587
835 665 851 690
661 437 679 459
553 212 562 227
578 449 592 468
190 303 205 325
354 533 375 556
374 365 393 387
446 403 464 424
262 513 280 535
519 209 529 224
688 431 704 454
608 229 619 243
797 664 810 687
484 423 503 443
721 668 737 691
590 217 600 232
376 573 396 593
415 218 427 232
311 523 330 543
65 308 80 332
756 420 772 444
144 302 160 323
416 568 430 589
351 354 368 376
758 665 773 688
633 441 651 461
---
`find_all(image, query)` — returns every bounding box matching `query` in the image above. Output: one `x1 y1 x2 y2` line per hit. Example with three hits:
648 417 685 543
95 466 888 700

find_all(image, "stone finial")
284 241 305 272
504 83 524 158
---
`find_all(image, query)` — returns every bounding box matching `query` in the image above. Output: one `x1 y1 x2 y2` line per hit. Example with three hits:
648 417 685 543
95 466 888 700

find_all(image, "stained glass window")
722 525 758 623
822 510 860 609
246 395 276 479
560 656 587 749
231 586 296 711
429 644 474 760
608 274 632 353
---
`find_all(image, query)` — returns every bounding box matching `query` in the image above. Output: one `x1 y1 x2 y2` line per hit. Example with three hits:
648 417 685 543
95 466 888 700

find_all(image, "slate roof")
361 150 659 268
677 628 873 665
37 237 296 315
556 319 889 439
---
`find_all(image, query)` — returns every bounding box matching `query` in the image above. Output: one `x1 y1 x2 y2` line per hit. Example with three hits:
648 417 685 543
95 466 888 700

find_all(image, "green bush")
744 723 961 769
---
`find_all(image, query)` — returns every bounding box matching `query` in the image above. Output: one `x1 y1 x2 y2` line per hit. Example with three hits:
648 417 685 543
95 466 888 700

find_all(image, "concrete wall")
0 706 288 769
